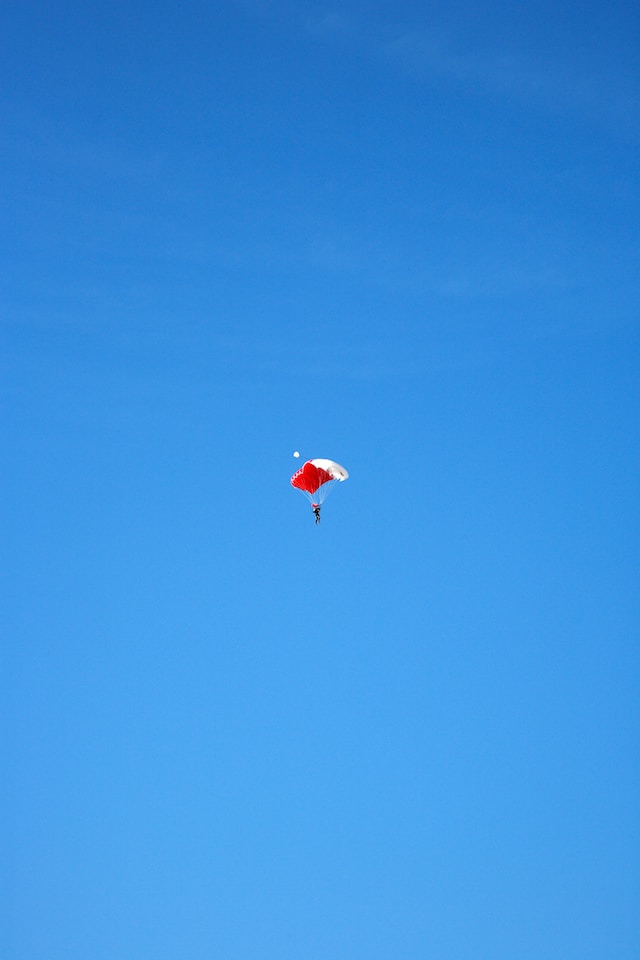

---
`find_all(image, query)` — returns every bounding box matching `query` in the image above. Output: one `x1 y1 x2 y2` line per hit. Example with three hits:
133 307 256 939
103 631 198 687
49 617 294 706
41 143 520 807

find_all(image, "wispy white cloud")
380 28 639 130
302 10 353 39
216 331 492 383
293 6 639 134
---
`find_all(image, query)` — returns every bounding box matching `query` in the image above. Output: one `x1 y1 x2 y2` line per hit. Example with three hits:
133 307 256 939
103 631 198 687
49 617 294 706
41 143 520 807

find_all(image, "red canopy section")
290 461 334 496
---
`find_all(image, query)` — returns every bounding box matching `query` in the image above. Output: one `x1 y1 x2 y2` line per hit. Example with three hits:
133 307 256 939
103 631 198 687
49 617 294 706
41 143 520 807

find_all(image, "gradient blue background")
3 2 639 958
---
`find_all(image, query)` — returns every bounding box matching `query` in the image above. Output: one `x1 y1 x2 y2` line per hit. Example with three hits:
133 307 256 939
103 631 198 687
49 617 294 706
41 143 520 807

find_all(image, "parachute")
290 458 349 521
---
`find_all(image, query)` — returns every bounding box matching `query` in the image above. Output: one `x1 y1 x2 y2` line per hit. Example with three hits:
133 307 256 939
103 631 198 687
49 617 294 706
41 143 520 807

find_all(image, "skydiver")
313 505 321 524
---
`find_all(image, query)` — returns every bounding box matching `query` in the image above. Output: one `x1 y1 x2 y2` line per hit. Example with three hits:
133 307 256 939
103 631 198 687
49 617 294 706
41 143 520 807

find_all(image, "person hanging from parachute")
290 458 349 524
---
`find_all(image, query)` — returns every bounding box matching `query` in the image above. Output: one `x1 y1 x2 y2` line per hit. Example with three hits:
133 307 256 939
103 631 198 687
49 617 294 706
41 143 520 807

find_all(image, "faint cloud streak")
293 7 639 134
382 28 639 131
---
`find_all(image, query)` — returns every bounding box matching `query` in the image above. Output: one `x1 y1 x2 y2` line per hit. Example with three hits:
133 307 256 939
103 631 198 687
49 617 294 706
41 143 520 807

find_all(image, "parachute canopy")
290 458 349 506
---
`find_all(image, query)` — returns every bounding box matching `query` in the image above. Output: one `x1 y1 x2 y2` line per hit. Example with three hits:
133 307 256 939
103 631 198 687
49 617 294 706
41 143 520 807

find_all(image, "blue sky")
2 2 639 958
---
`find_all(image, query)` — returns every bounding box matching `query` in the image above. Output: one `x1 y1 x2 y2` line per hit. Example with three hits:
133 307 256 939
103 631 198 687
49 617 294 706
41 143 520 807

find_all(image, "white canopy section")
309 459 349 482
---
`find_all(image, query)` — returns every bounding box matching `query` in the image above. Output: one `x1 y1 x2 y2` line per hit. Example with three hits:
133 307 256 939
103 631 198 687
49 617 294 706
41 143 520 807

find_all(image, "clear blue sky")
2 2 639 958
